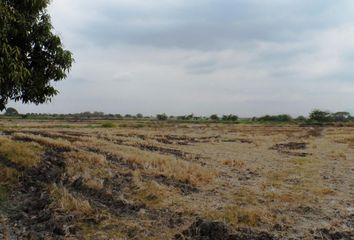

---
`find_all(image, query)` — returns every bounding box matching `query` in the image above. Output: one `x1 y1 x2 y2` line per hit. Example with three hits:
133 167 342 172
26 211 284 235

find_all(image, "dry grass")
75 137 215 186
0 167 20 184
221 159 245 169
0 137 42 167
205 205 275 227
64 150 111 190
49 184 95 216
12 132 72 150
1 120 353 239
128 179 177 208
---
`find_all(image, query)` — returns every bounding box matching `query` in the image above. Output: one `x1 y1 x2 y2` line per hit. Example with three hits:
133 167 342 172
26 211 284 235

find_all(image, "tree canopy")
4 106 18 115
309 110 331 122
0 0 73 111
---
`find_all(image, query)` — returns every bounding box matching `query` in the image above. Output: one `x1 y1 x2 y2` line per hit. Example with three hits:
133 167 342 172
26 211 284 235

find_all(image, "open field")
0 119 353 239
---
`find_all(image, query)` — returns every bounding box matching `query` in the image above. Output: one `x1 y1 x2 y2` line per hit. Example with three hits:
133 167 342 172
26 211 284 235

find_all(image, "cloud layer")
10 0 354 116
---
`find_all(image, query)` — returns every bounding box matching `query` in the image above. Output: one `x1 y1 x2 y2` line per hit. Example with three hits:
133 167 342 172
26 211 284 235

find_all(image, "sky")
9 0 354 117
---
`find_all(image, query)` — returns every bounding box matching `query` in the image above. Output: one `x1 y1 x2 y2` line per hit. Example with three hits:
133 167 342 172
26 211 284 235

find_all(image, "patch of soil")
0 156 25 171
7 150 74 239
86 147 139 170
98 135 124 145
304 127 324 138
155 135 222 145
0 218 10 240
313 228 354 240
222 138 253 144
68 177 143 217
144 174 199 195
282 151 310 157
155 135 194 146
271 142 307 150
137 143 186 157
58 131 90 138
103 172 134 194
270 142 311 157
136 143 202 162
13 134 72 152
229 228 276 240
175 219 275 240
155 138 174 144
18 130 82 142
236 169 260 181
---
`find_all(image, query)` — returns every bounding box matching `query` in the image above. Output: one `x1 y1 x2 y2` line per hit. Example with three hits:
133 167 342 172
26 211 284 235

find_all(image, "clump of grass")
314 187 336 196
49 184 95 216
0 185 8 210
0 166 20 184
64 150 111 191
263 191 303 203
290 158 312 166
0 167 20 214
101 122 116 128
0 137 42 167
13 133 72 150
128 177 175 208
222 159 245 169
205 205 274 227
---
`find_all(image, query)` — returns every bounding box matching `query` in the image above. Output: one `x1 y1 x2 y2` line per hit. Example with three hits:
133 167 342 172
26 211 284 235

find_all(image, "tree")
295 116 306 121
0 0 73 110
309 110 331 122
331 112 351 122
222 114 238 121
210 114 219 120
4 107 18 116
156 113 168 121
257 114 292 122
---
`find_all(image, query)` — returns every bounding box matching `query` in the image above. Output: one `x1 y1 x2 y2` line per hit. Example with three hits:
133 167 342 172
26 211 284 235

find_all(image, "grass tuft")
101 122 116 128
49 184 95 216
0 137 42 167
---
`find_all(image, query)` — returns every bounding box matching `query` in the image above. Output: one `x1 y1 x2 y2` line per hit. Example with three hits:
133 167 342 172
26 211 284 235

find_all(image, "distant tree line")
250 110 353 123
1 108 353 123
157 110 353 123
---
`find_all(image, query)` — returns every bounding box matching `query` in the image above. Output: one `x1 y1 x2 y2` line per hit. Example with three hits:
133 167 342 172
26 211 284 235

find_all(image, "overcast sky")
10 0 354 116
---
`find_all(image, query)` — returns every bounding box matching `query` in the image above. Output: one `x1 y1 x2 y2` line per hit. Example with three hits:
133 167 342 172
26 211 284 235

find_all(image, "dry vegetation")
0 119 353 239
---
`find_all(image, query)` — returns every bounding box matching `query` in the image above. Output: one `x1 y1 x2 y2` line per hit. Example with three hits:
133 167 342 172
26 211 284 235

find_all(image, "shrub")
257 114 292 122
295 116 306 121
309 110 331 122
331 112 351 122
156 114 168 121
101 122 115 128
222 114 238 121
210 114 219 121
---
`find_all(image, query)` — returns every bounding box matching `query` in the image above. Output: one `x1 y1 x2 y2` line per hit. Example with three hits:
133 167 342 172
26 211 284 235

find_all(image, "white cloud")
8 0 354 116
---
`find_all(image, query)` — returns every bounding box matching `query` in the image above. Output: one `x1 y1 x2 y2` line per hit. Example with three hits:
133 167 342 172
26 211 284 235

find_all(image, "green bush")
101 122 116 128
210 114 219 120
257 114 292 122
309 110 331 122
222 114 238 121
156 114 168 121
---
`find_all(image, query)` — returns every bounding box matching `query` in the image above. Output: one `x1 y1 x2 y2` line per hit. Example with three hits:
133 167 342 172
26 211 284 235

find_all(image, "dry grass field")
0 119 353 239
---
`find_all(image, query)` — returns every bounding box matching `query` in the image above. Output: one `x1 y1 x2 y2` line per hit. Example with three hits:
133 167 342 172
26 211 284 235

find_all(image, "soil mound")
175 219 275 240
